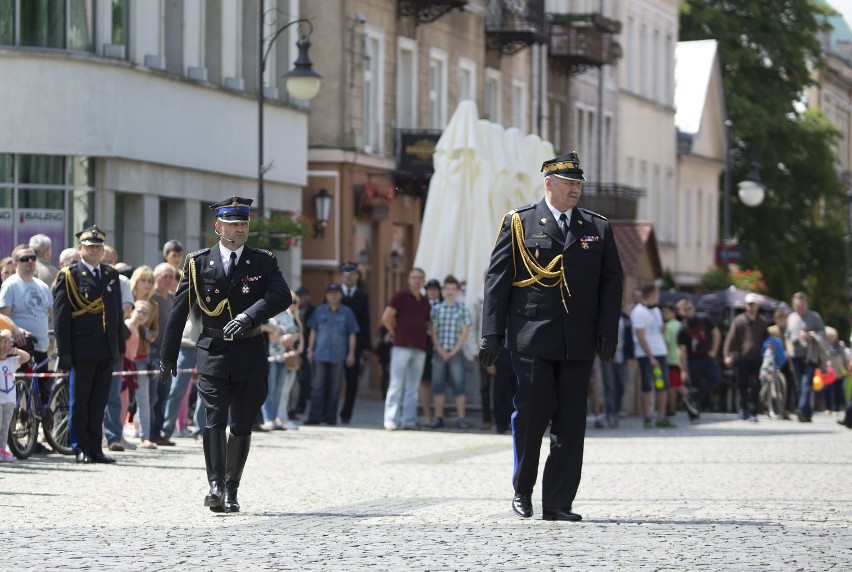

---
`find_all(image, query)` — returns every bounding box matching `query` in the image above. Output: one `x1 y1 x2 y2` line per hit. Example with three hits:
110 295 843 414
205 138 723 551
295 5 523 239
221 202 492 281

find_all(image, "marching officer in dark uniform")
338 262 371 423
160 196 291 513
479 152 623 521
54 225 126 464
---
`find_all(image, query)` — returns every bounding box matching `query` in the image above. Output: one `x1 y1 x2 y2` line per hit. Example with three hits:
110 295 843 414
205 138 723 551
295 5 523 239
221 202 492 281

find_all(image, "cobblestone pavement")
2 400 850 571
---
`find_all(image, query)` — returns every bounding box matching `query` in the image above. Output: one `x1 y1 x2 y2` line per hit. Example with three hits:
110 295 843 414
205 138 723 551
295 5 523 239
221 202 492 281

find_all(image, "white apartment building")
0 0 310 281
617 0 679 274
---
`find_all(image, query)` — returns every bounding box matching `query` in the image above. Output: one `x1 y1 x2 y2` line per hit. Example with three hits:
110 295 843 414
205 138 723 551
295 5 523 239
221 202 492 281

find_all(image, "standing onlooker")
293 285 315 418
662 303 685 417
0 244 52 371
428 275 472 429
161 304 204 440
58 247 81 269
676 299 721 419
0 257 15 284
631 284 673 428
823 327 849 415
785 292 825 422
724 293 769 422
29 234 58 286
149 263 177 446
600 305 634 427
382 268 431 430
261 292 302 430
53 225 125 464
419 279 443 426
0 329 30 462
129 266 159 449
338 262 371 424
162 240 184 293
304 284 358 425
119 300 151 450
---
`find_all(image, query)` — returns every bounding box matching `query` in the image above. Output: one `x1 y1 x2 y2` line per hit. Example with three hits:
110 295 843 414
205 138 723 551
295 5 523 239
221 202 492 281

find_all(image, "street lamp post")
722 121 764 269
257 14 322 217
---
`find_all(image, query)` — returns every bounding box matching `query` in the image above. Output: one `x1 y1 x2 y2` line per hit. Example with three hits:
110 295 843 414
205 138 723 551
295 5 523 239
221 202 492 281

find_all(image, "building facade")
0 0 310 282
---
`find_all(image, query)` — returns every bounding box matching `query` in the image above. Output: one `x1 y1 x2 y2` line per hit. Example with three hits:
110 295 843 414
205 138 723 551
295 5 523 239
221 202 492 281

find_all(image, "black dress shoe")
205 481 225 512
838 419 852 428
542 507 582 521
223 482 240 513
512 493 533 518
75 452 93 464
91 451 117 464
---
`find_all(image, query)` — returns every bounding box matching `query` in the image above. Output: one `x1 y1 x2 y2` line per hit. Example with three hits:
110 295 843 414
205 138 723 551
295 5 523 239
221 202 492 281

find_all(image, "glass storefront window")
70 155 93 187
0 154 12 183
68 0 94 52
0 0 13 45
20 0 66 49
355 222 373 265
19 187 65 209
18 154 64 185
111 0 127 46
71 187 94 242
0 187 12 208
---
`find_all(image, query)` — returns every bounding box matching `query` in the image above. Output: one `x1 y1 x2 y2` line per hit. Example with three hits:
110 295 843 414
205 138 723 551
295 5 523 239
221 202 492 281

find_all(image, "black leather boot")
203 428 227 512
223 434 251 513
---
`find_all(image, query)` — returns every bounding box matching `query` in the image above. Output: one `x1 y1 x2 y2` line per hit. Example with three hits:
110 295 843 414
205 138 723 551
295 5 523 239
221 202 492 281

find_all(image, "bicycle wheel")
44 379 74 455
8 380 38 459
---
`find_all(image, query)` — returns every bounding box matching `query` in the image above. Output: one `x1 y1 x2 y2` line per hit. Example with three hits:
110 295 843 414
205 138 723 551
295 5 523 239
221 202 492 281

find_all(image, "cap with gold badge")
209 196 253 222
75 225 107 245
541 152 586 182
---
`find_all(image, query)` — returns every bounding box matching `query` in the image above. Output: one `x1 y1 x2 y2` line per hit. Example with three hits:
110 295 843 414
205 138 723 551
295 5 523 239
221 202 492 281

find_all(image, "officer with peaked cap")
480 152 623 521
53 225 126 464
160 196 291 513
338 261 371 423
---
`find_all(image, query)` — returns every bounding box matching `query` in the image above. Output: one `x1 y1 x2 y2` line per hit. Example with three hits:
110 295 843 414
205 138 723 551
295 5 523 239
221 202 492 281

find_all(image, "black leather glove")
597 336 617 363
479 335 503 368
223 313 253 337
57 355 73 372
159 360 177 385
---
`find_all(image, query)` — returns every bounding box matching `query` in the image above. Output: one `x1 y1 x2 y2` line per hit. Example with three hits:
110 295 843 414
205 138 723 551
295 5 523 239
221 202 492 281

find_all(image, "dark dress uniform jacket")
161 244 291 381
54 262 125 361
342 288 371 353
482 200 623 360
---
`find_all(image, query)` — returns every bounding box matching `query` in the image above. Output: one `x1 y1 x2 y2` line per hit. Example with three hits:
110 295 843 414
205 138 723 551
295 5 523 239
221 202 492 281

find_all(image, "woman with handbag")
261 291 303 430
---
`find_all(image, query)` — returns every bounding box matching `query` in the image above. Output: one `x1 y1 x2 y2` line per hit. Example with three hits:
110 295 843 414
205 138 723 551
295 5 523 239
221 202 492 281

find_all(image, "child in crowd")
0 328 31 462
121 301 151 448
662 303 686 417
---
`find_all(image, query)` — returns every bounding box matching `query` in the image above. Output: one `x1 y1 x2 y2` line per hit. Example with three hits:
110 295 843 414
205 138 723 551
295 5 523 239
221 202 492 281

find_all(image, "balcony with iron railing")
579 183 645 220
485 0 546 55
548 13 622 75
398 0 468 24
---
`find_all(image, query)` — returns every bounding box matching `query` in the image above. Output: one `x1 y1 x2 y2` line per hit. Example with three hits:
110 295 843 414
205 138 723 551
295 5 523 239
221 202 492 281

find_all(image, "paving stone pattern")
2 400 850 571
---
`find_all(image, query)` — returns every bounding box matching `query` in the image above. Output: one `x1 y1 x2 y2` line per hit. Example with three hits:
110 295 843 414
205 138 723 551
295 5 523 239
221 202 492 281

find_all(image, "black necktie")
558 213 568 241
228 252 237 280
93 267 100 282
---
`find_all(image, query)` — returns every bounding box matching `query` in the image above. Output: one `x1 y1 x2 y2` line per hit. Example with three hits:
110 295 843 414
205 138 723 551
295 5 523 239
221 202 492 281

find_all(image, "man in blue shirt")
305 283 359 425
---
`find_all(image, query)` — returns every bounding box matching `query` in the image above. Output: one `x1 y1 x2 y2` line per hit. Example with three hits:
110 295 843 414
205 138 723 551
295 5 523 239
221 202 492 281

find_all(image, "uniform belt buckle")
223 331 234 342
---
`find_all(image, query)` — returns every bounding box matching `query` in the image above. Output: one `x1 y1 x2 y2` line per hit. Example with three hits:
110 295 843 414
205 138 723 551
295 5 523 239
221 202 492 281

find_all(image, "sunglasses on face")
18 255 37 263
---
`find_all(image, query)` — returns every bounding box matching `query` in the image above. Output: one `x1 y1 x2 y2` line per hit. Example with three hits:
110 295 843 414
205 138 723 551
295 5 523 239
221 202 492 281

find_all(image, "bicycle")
758 346 787 419
7 353 73 459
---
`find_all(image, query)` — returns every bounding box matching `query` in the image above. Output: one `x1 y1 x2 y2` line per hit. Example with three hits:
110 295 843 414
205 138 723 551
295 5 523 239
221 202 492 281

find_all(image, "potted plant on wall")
245 212 314 251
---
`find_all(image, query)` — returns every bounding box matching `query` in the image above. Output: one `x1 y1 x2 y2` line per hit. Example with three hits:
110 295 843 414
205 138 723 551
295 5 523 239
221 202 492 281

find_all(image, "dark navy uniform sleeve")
52 266 73 359
482 212 516 339
596 220 623 340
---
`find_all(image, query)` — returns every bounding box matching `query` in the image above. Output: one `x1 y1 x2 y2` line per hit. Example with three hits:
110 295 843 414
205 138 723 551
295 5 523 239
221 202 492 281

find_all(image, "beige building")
673 40 726 286
616 0 678 275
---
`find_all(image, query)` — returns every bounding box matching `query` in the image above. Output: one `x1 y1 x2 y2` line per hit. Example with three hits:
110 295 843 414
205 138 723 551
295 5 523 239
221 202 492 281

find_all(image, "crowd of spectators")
2 234 851 463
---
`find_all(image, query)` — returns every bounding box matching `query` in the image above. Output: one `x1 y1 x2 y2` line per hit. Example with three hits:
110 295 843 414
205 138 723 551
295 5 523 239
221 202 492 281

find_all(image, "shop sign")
395 130 441 180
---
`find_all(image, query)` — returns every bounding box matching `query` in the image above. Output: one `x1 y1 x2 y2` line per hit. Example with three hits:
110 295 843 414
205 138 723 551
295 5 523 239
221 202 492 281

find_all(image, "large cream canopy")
413 100 555 312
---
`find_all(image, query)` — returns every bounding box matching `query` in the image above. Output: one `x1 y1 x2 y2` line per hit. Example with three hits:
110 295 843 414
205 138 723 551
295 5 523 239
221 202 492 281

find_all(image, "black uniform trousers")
199 373 268 436
69 358 114 456
509 351 592 509
339 349 363 421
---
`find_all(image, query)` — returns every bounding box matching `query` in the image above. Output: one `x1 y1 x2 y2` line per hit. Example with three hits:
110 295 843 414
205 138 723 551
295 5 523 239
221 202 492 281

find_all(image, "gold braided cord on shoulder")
509 212 571 313
188 257 232 319
60 267 107 331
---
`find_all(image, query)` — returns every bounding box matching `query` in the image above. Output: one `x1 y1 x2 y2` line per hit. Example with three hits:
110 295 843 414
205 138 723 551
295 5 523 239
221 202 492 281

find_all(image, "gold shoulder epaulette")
186 248 211 258
256 248 275 257
579 207 607 220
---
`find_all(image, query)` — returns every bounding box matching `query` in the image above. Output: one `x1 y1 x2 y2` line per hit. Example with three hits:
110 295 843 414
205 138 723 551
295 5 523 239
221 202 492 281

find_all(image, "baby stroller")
759 344 786 419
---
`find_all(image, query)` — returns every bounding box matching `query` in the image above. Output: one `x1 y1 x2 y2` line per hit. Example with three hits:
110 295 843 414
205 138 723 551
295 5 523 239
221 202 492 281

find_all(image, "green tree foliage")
680 1 847 313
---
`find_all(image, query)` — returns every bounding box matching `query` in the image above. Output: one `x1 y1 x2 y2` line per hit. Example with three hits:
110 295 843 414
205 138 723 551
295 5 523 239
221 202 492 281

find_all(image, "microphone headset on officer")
214 228 237 244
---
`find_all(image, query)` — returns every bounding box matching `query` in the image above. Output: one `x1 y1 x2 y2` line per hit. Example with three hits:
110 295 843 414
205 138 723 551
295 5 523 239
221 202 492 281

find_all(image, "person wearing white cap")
723 292 769 422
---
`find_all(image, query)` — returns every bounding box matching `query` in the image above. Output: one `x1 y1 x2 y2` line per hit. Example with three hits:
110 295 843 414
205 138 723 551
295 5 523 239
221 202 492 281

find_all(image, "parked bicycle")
7 353 73 459
758 344 786 419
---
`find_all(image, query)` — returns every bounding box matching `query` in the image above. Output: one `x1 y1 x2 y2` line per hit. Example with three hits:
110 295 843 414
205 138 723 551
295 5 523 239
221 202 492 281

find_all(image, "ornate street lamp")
313 188 332 237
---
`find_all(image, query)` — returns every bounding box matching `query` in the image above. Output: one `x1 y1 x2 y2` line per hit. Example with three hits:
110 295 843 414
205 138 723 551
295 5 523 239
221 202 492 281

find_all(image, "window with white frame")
652 165 662 238
484 67 501 123
665 34 673 106
653 30 661 102
363 29 384 153
639 24 648 97
428 48 448 129
458 57 476 104
683 189 692 246
626 17 635 92
397 37 418 129
604 115 613 181
548 97 563 151
511 78 527 131
639 160 649 217
575 107 584 159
